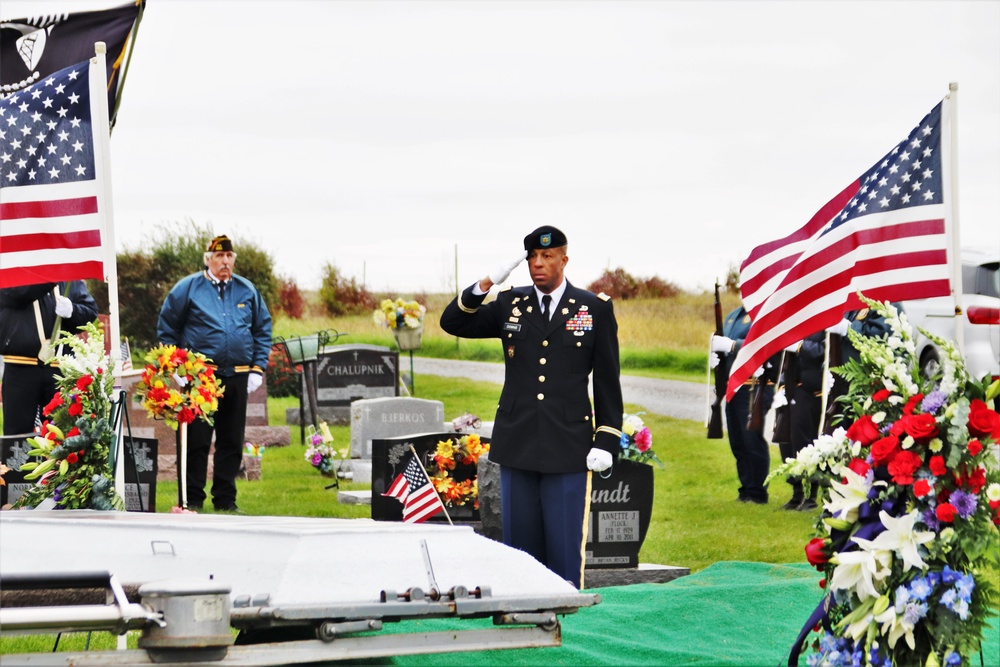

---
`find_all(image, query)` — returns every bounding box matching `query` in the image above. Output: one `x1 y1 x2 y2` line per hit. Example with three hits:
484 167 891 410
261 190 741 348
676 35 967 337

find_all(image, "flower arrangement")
13 322 123 510
304 422 346 476
773 295 1000 666
620 412 664 468
429 433 490 509
373 297 426 331
135 344 224 430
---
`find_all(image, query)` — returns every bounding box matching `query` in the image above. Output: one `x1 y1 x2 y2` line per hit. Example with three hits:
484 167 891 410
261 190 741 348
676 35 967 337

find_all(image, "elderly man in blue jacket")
157 235 272 513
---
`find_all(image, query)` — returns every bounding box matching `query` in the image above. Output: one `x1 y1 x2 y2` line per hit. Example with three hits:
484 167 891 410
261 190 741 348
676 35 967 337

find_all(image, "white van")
901 247 999 383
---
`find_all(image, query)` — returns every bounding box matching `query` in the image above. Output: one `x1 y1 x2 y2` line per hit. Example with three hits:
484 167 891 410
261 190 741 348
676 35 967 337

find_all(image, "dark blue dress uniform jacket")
440 281 623 474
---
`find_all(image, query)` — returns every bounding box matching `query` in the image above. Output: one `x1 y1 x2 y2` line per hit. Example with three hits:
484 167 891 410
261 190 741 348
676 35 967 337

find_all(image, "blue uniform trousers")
500 466 590 589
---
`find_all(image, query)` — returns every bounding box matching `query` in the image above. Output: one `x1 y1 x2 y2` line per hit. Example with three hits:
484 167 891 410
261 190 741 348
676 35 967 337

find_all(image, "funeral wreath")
769 295 1000 666
13 322 122 510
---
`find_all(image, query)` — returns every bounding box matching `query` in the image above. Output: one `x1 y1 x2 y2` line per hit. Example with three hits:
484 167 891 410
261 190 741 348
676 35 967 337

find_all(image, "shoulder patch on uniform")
598 292 611 302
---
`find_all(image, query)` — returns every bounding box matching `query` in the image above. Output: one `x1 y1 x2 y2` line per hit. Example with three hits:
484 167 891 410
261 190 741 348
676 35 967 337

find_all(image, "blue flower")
941 566 959 585
955 573 975 601
920 389 948 414
902 600 928 626
949 489 978 519
909 576 935 601
945 650 963 666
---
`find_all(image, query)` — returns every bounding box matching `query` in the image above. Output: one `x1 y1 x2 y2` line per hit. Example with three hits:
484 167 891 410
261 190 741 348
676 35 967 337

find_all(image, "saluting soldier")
440 226 624 589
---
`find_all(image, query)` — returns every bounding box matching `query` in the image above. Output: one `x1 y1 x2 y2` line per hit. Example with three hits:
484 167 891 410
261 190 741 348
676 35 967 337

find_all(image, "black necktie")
541 294 552 320
216 281 225 299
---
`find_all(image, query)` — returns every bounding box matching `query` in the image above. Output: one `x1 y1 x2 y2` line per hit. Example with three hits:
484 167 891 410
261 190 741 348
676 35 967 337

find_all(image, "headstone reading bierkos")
350 397 444 459
305 344 400 425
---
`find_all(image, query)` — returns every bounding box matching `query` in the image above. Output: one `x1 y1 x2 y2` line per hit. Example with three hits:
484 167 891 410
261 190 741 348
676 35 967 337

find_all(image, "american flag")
383 454 445 523
0 60 105 289
727 99 953 399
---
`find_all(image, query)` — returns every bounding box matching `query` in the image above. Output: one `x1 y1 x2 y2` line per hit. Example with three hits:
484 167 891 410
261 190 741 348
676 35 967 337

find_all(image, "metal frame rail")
0 572 601 666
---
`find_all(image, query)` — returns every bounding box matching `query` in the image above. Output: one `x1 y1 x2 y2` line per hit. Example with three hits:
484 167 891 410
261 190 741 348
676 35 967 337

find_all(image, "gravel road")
412 357 708 423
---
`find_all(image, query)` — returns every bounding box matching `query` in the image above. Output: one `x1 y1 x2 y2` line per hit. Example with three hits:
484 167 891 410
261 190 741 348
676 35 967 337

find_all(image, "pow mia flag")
1 1 144 125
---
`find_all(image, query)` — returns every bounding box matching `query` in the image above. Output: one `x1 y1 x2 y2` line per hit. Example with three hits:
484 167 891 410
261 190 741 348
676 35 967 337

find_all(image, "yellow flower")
436 439 455 460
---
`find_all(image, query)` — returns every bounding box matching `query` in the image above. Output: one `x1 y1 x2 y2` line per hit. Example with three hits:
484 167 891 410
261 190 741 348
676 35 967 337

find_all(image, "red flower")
968 400 1000 440
929 455 947 477
913 479 933 497
42 392 64 416
872 389 892 403
178 407 195 425
888 450 922 485
805 538 829 570
870 435 901 466
935 502 957 523
968 439 983 457
66 427 81 438
67 401 83 417
846 457 871 478
961 467 987 494
903 393 924 415
75 375 94 391
847 415 881 446
66 452 79 464
900 413 939 443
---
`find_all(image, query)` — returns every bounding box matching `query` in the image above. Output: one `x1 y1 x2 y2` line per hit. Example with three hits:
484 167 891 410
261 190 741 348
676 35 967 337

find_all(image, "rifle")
820 332 844 435
770 350 793 444
707 280 725 439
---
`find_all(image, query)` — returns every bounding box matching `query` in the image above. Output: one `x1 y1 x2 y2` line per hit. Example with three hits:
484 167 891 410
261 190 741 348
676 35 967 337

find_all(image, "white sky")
4 0 999 294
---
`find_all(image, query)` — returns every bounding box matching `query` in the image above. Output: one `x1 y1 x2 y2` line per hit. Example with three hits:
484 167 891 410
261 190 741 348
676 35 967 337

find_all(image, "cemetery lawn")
157 374 818 573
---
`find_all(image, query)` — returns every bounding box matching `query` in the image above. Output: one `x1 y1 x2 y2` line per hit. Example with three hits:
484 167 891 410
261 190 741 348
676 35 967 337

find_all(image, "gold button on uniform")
540 358 547 365
537 393 544 400
576 341 582 347
542 340 549 347
538 375 545 382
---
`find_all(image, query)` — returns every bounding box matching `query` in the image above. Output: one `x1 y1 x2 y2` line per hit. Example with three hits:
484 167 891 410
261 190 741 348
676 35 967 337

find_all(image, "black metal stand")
273 330 345 444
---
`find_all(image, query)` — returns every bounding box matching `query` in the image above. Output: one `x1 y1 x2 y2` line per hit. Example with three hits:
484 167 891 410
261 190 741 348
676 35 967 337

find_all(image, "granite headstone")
350 397 444 459
300 344 400 425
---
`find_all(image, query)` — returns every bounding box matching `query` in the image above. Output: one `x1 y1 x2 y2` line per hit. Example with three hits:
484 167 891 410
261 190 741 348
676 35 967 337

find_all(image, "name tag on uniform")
504 322 521 333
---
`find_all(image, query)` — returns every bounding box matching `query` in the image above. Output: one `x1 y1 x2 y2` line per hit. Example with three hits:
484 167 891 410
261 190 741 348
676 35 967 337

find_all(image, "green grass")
155 374 815 570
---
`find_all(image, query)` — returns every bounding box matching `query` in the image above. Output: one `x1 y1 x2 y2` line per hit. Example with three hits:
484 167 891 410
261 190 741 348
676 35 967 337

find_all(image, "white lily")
852 510 935 573
875 606 917 650
829 549 885 601
824 466 875 523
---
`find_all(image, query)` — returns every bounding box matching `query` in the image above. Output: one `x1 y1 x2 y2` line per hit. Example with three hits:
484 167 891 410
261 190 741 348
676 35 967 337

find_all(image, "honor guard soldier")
440 226 624 589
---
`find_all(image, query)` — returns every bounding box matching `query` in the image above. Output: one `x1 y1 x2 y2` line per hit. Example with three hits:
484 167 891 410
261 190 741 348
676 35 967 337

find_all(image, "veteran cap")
206 235 233 252
523 226 567 251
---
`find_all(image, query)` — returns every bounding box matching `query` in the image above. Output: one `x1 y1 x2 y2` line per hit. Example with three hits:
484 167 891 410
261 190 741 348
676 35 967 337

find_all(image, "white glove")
772 387 787 409
172 372 189 388
825 371 835 393
247 373 263 394
586 448 613 472
488 251 527 285
709 353 720 369
711 335 734 354
54 295 73 318
752 365 764 378
827 319 850 336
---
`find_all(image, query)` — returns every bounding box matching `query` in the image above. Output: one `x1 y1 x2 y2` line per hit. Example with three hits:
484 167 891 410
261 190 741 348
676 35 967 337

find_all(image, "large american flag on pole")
383 453 446 523
727 98 953 399
0 60 106 288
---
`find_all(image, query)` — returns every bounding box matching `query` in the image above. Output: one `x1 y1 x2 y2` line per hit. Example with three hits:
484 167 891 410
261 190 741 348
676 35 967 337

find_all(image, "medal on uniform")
507 345 515 358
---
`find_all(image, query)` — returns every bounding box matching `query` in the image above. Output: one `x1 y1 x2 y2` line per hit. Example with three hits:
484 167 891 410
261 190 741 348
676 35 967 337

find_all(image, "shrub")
318 263 375 316
277 275 305 319
265 345 301 398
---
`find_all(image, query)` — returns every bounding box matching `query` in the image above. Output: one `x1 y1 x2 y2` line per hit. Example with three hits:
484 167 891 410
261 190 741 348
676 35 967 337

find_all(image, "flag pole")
91 41 125 490
410 444 452 525
946 82 963 353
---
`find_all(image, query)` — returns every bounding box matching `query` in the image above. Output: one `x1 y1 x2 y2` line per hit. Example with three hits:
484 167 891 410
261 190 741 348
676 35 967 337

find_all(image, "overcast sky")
4 0 999 295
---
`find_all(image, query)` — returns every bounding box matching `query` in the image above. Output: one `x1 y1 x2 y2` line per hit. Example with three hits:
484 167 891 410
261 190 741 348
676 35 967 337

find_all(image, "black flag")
1 1 143 125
